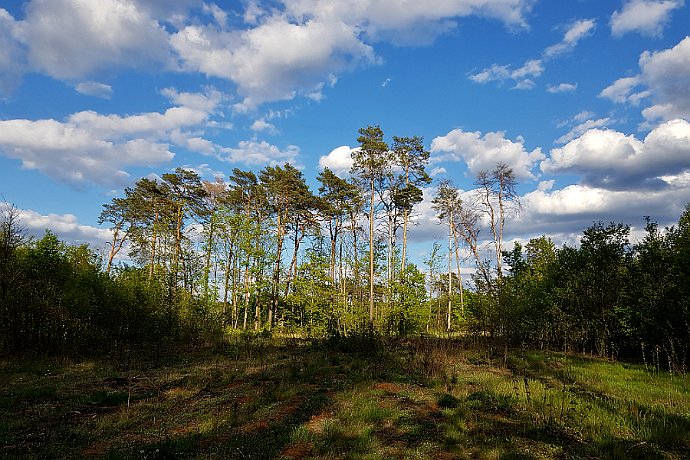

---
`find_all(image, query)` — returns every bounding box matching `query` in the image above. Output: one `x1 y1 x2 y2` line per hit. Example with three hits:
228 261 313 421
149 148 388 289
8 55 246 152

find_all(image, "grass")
1 337 689 459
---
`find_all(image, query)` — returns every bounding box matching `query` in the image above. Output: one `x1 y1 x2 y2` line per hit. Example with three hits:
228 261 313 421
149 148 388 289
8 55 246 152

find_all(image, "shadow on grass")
3 337 690 459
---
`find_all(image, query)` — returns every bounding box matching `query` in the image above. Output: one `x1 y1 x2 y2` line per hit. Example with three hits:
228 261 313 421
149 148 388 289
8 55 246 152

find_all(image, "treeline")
0 223 219 355
0 123 688 371
491 211 690 372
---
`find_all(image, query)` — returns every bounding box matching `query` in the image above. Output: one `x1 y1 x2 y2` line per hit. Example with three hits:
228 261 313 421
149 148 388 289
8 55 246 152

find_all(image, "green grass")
1 338 689 458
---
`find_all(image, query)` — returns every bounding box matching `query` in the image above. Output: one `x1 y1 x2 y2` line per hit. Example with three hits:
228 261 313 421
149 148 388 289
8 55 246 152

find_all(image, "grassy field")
1 335 689 459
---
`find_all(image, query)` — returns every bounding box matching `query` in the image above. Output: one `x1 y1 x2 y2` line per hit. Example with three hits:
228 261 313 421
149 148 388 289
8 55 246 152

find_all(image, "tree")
160 168 207 292
199 178 228 301
227 168 266 328
123 178 166 283
423 241 443 333
0 201 25 299
99 196 132 276
351 125 389 325
432 180 464 330
317 168 360 298
475 163 519 278
392 136 431 278
260 163 312 329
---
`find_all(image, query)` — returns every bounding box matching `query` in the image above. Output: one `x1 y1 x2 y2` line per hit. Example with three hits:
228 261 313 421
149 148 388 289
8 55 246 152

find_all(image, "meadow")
2 335 689 459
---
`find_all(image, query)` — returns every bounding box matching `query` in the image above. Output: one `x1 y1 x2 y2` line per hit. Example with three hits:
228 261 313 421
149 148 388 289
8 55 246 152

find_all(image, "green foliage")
468 210 690 371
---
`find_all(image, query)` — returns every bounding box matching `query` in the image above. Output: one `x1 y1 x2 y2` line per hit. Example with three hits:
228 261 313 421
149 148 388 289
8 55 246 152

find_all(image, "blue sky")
1 0 690 262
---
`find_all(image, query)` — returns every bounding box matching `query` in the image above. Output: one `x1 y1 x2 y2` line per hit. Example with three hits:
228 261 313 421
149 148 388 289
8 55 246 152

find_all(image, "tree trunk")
447 218 453 332
369 179 375 325
148 210 158 283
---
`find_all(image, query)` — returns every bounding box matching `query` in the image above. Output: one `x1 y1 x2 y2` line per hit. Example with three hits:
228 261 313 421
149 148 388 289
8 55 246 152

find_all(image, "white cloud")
470 59 543 88
639 36 690 122
599 76 649 104
601 36 690 124
0 87 224 185
1 1 534 106
547 82 577 93
516 182 690 237
469 64 511 84
556 117 612 144
250 118 279 135
610 0 683 37
469 18 595 90
572 111 595 123
171 0 533 108
431 129 544 180
543 119 690 190
181 163 225 180
0 9 25 96
18 208 112 247
544 18 596 58
407 178 690 247
161 87 225 113
284 0 534 34
16 0 173 79
513 79 536 90
318 145 356 176
219 140 300 166
170 130 216 155
75 81 113 99
430 166 447 177
0 118 173 185
171 16 376 109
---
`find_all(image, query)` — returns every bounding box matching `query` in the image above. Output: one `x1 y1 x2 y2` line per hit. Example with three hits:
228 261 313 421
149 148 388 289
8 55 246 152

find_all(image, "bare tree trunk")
447 218 453 332
369 180 375 325
105 227 127 276
451 219 464 316
284 230 304 298
401 208 409 278
222 240 232 328
148 210 158 283
203 211 216 298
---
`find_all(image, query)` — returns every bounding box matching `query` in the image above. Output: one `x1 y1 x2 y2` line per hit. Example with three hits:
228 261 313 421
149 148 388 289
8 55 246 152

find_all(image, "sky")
1 0 690 264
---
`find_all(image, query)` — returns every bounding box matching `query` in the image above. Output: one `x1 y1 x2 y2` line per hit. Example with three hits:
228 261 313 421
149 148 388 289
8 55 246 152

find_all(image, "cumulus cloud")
1 1 534 105
0 119 173 185
283 0 534 35
610 0 683 37
75 81 113 99
0 87 224 185
17 0 173 79
219 140 300 166
171 16 376 109
0 9 25 96
431 129 544 180
542 119 690 190
601 37 690 123
515 182 690 237
318 145 356 176
544 19 597 58
17 208 112 247
639 36 690 121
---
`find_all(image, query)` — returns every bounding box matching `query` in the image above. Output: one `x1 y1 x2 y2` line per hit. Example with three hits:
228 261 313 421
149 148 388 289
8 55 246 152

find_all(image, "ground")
1 335 689 459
